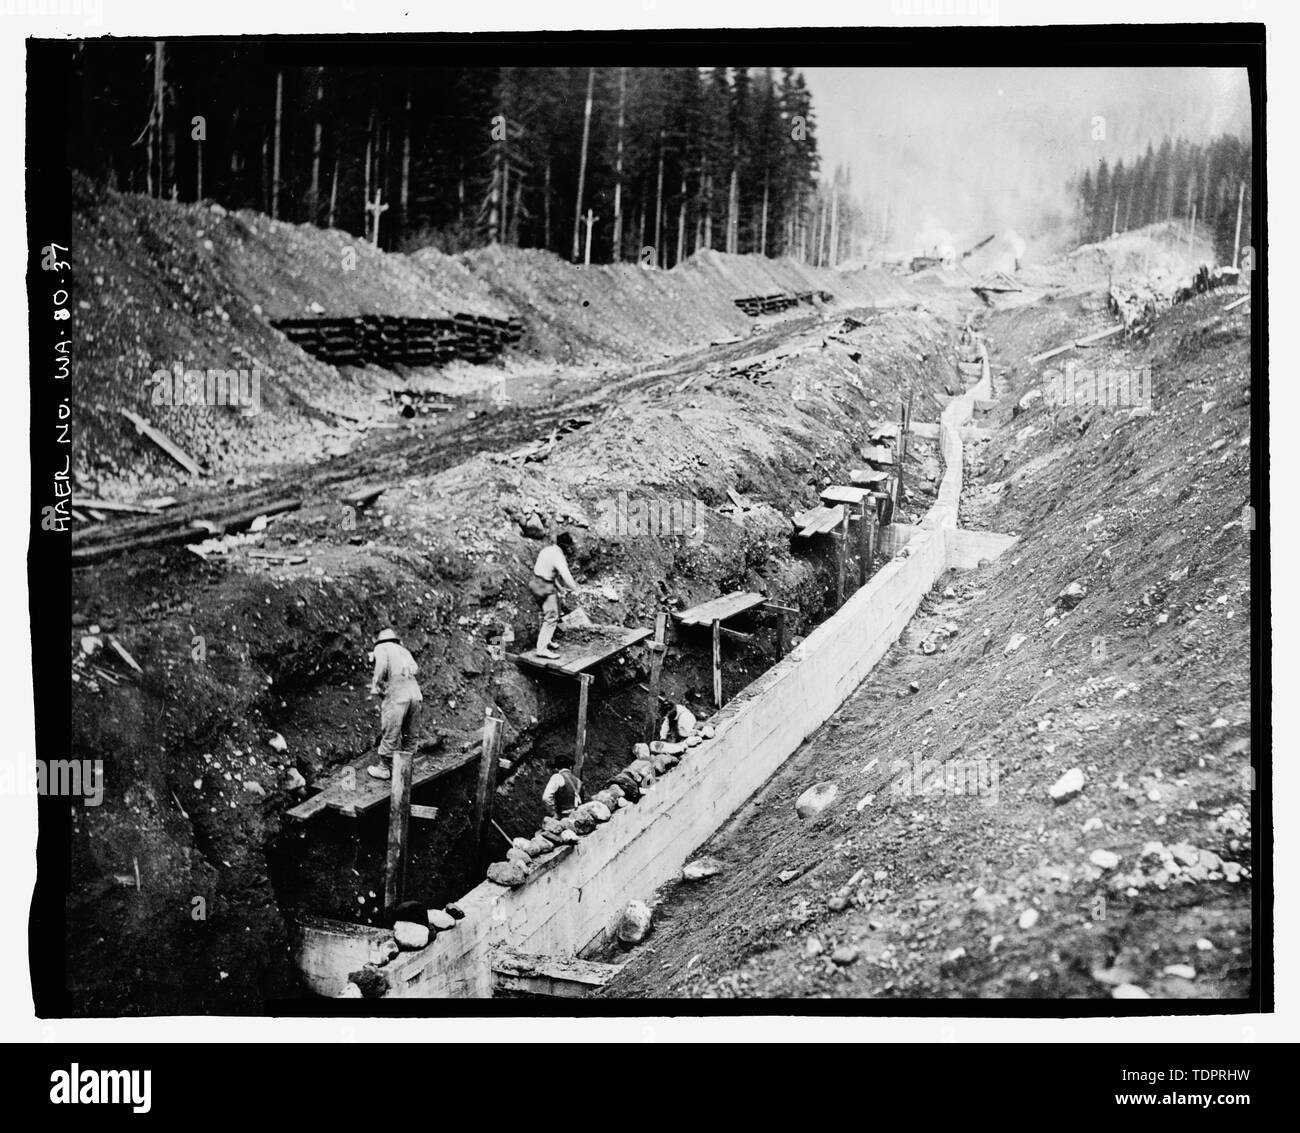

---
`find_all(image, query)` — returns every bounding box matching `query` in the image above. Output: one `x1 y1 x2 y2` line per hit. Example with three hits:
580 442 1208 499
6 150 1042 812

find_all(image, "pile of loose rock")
342 902 464 998
484 721 718 889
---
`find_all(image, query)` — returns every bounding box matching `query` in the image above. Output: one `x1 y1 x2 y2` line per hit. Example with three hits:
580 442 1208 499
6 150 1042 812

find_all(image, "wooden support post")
711 619 723 708
835 517 847 606
383 745 414 916
857 500 869 588
574 673 593 777
866 506 878 577
473 710 501 868
644 613 667 742
775 607 786 657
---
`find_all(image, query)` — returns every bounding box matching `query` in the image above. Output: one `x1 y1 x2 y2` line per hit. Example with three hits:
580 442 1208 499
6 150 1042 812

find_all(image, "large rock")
348 965 389 999
682 857 722 881
542 816 565 837
632 743 652 761
617 900 653 946
796 781 839 819
487 860 529 887
512 837 534 853
1049 768 1086 804
572 809 598 835
394 921 430 950
391 900 427 927
1058 581 1087 609
427 909 457 932
526 836 554 858
591 789 618 810
626 759 654 784
612 773 641 800
506 847 532 867
559 829 580 844
652 753 679 775
587 801 612 823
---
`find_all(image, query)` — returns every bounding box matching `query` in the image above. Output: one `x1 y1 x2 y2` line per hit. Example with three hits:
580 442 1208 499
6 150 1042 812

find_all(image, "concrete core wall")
298 358 996 999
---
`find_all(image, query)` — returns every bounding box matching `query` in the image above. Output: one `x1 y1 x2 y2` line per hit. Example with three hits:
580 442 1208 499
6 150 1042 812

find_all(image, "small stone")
1195 938 1214 951
1163 964 1196 980
1081 816 1103 833
1004 633 1027 654
268 733 288 753
831 945 859 966
682 857 722 881
796 781 839 819
1089 849 1121 870
827 895 849 912
243 780 265 796
1049 767 1085 803
560 829 580 843
805 936 824 958
393 921 430 950
348 965 389 998
339 982 363 998
284 767 307 790
487 861 528 887
1018 908 1040 930
617 900 653 946
1112 983 1149 999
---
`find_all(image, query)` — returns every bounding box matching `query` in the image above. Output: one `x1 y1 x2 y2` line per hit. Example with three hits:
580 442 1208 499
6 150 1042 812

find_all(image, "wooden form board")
820 485 871 506
673 590 768 627
286 743 474 823
792 504 846 537
511 625 652 676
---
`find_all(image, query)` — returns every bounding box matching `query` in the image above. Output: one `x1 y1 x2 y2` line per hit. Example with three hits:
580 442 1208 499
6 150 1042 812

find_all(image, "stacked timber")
273 313 525 368
732 290 833 317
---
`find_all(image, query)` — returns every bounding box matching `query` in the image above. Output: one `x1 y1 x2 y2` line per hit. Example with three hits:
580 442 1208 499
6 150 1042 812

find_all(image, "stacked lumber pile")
732 290 833 317
273 313 525 368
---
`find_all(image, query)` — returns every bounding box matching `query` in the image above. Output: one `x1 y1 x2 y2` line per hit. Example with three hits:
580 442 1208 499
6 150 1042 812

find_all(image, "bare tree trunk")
328 155 338 228
726 152 739 254
260 135 268 213
271 70 283 219
399 87 412 238
612 67 625 261
363 107 374 228
759 174 769 257
676 172 687 267
654 131 665 267
309 70 324 222
703 170 713 250
829 176 840 267
149 40 165 197
544 157 552 251
572 67 595 262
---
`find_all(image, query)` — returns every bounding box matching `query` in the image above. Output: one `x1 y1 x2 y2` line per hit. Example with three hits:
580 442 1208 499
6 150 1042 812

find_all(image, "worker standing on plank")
542 753 583 819
529 531 580 661
368 628 423 781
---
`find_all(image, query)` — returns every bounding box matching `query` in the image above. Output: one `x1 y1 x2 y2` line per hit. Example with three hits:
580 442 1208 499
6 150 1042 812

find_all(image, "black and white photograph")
2 0 1287 1076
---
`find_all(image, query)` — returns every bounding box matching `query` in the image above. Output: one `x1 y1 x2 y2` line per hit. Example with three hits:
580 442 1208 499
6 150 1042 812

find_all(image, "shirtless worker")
367 628 423 781
529 531 581 661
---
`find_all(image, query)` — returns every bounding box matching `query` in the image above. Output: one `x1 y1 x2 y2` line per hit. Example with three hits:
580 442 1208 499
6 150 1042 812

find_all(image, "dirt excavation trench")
68 254 960 1011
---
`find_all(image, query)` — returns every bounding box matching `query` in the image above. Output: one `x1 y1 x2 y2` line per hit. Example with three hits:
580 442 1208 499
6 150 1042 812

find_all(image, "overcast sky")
800 67 1252 253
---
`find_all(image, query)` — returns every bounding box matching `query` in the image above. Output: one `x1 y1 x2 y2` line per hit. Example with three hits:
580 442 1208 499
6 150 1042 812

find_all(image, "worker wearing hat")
529 531 581 661
368 628 423 780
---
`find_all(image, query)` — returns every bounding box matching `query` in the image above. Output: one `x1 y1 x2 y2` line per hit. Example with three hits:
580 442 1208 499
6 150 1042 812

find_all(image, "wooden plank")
862 444 894 466
383 747 414 915
821 484 871 506
645 613 667 742
286 743 467 823
410 804 439 821
119 410 202 476
473 712 502 868
491 947 624 996
712 619 723 708
574 673 593 777
512 625 651 676
835 516 847 606
673 590 767 627
1223 295 1250 312
343 484 388 508
775 606 787 658
849 468 889 487
73 498 162 514
858 499 869 588
813 505 846 535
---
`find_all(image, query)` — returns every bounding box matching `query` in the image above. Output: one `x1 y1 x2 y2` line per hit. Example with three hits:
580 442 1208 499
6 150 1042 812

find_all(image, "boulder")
685 735 702 747
1049 768 1085 804
393 921 430 951
487 860 529 887
558 816 576 832
371 939 399 966
542 816 565 837
348 965 390 999
1089 849 1120 870
604 783 625 801
632 743 652 761
682 857 722 881
626 759 654 783
1058 581 1087 609
652 753 678 775
506 847 532 867
339 982 363 998
616 900 653 946
587 801 612 823
560 829 580 844
512 837 534 853
612 773 641 800
591 789 618 810
445 904 465 920
572 809 598 835
427 910 457 932
526 836 554 858
796 781 839 819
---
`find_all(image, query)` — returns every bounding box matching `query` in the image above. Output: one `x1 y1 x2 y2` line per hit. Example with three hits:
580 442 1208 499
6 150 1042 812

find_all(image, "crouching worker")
542 754 583 819
368 628 423 781
659 698 697 743
529 531 581 661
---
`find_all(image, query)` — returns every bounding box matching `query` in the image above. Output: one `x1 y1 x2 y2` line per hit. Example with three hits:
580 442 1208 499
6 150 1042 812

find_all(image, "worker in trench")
658 697 698 743
367 627 423 781
529 531 582 660
541 752 583 819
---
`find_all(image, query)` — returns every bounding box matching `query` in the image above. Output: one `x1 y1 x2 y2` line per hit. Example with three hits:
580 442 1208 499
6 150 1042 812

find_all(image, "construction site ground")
67 187 1253 1011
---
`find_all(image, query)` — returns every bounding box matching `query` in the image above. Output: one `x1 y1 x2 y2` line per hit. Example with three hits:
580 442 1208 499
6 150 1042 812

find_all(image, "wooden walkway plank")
286 743 472 823
673 590 767 627
511 624 651 676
